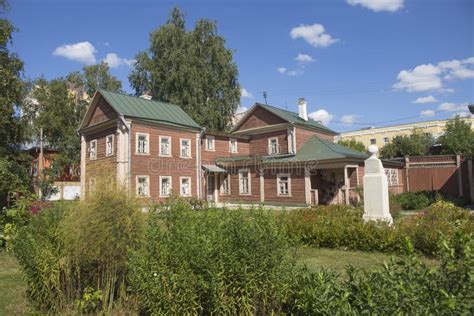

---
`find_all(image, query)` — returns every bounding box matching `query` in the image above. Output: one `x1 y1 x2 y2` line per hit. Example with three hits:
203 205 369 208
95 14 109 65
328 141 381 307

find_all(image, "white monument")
363 145 393 224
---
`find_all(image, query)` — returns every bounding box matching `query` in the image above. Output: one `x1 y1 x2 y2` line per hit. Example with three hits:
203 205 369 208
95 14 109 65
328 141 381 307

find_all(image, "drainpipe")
197 128 206 199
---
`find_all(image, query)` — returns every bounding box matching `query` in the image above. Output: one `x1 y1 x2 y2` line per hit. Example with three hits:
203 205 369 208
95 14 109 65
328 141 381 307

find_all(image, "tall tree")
82 61 122 97
129 7 240 130
338 139 366 153
0 0 25 158
380 129 435 159
438 116 474 155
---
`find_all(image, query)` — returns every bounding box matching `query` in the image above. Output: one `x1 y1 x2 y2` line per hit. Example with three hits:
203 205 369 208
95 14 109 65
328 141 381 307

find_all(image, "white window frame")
268 137 279 155
179 176 192 197
205 136 215 151
89 139 97 160
159 135 172 157
229 138 238 153
136 175 150 197
277 173 291 197
220 173 230 195
106 134 114 156
180 138 191 158
159 176 172 197
385 169 399 186
238 169 251 195
136 133 149 154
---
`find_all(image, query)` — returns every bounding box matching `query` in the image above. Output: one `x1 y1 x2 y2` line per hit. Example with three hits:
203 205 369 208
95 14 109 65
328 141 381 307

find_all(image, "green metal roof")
99 90 201 129
256 103 338 135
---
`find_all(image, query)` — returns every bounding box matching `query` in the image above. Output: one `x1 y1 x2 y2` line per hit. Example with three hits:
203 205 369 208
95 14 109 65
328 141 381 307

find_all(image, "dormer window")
268 137 279 155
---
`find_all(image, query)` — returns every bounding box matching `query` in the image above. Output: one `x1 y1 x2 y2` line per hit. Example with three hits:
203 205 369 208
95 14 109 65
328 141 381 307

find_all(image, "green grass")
0 251 27 315
294 247 439 273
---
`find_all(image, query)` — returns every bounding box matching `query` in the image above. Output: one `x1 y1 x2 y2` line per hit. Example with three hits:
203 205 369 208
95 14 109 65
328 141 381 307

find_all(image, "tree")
129 7 240 131
380 129 434 159
438 116 474 155
82 61 122 97
338 139 366 152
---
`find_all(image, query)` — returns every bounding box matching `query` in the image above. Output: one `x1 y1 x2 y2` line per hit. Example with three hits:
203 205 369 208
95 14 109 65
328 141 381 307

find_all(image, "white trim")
89 139 97 160
220 173 230 195
159 176 172 197
180 138 192 158
268 137 279 155
159 135 172 157
105 134 114 156
229 138 238 153
238 169 251 195
205 135 215 151
179 176 192 197
136 175 150 197
277 173 291 197
136 132 150 154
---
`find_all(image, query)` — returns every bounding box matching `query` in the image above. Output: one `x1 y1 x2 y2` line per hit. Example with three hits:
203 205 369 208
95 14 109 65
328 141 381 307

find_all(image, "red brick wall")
249 130 289 156
236 107 286 131
295 127 335 150
130 122 199 202
90 97 117 126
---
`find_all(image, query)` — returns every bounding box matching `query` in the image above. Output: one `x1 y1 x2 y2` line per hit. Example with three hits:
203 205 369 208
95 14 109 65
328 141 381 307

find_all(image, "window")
159 136 172 156
106 134 114 156
180 177 191 196
277 174 291 196
385 169 399 186
136 176 149 197
89 140 97 159
238 169 250 195
160 176 172 197
229 138 238 153
206 136 215 151
383 137 390 144
32 160 38 176
268 137 279 155
180 138 191 158
220 173 230 195
370 138 377 145
136 133 149 154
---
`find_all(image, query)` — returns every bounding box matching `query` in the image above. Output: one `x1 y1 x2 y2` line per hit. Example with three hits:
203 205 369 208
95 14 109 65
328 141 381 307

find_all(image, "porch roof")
202 164 227 173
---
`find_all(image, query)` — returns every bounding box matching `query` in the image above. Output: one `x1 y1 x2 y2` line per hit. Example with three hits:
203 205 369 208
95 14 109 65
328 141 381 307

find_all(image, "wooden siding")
249 130 289 156
263 168 306 204
218 166 261 203
236 107 286 131
201 134 250 165
89 97 117 126
295 127 335 150
130 122 198 202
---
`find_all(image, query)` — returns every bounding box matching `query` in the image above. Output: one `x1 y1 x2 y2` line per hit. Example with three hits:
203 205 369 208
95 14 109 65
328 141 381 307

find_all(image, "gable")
89 97 118 126
236 106 287 131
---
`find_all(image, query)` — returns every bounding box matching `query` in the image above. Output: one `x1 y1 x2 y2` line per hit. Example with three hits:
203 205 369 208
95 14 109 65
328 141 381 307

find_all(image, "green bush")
285 233 474 314
0 193 34 250
393 191 433 210
282 202 473 257
129 200 295 315
13 181 145 313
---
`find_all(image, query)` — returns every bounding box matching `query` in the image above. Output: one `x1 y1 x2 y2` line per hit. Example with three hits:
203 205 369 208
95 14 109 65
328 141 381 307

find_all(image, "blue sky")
7 0 474 131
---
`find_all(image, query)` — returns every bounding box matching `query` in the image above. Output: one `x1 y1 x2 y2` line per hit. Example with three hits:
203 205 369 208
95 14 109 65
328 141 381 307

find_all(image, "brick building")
79 90 403 206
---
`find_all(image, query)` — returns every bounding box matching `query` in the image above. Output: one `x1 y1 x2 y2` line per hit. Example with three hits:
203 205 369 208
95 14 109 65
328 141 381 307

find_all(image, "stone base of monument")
363 145 393 225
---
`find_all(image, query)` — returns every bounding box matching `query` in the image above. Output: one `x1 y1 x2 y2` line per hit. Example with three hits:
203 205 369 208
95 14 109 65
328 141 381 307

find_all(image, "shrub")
13 180 145 313
129 201 295 315
393 191 433 210
0 193 35 250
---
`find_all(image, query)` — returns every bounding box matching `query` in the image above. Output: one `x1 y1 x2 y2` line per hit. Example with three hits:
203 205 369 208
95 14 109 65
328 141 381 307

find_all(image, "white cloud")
412 95 438 104
420 109 435 117
277 67 287 74
454 112 473 118
308 109 333 125
438 102 468 112
53 41 97 65
103 53 135 68
347 0 404 12
393 57 474 92
241 88 253 99
290 23 338 48
340 114 357 125
236 106 248 114
277 66 303 76
295 53 314 63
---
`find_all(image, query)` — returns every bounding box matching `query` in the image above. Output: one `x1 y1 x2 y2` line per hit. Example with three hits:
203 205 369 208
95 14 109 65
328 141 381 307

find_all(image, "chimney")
139 93 152 100
298 97 308 121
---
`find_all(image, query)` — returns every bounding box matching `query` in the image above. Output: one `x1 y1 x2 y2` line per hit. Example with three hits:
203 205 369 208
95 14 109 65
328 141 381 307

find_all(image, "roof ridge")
99 89 181 108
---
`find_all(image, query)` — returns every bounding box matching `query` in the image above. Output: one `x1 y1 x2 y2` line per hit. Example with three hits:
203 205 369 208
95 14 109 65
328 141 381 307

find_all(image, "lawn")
0 251 27 315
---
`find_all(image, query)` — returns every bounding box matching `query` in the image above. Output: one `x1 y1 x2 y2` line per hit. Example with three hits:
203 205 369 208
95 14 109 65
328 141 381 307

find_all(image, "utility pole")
263 91 268 105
